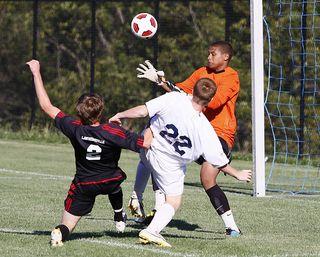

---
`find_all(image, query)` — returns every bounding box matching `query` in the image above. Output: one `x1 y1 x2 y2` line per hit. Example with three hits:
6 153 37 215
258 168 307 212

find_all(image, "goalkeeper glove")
136 60 164 85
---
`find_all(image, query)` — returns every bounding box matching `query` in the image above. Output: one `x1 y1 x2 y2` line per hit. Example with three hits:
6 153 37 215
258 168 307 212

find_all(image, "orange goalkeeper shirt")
176 66 240 149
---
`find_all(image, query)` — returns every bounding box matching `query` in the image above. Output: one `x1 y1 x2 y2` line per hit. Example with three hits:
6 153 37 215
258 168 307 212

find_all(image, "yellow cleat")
139 229 172 248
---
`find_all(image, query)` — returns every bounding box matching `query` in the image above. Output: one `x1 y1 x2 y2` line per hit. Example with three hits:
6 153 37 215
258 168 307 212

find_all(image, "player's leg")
143 174 166 225
51 210 82 247
139 194 181 247
129 160 150 219
51 181 95 246
200 162 241 237
139 163 185 247
108 187 127 233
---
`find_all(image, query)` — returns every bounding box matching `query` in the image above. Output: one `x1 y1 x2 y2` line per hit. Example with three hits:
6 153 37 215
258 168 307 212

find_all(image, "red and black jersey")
54 111 144 183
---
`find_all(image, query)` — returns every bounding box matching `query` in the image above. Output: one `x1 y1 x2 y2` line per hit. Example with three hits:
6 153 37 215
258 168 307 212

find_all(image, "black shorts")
64 173 126 216
195 137 232 165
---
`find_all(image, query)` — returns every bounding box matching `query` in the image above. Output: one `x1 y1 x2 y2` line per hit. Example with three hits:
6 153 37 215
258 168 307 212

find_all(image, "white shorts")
140 149 185 196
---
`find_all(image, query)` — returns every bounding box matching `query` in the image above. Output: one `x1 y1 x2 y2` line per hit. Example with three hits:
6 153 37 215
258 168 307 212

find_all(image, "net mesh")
264 0 320 193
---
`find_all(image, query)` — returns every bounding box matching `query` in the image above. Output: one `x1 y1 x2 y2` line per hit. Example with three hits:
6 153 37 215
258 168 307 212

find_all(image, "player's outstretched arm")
220 164 252 182
26 60 60 119
109 105 149 125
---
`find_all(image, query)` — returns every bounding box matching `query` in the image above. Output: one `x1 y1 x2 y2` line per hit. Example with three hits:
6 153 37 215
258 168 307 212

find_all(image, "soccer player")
26 60 152 247
131 41 244 237
109 78 251 247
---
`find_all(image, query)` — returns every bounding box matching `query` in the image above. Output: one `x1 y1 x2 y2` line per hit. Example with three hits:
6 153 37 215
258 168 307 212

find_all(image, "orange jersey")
176 66 240 148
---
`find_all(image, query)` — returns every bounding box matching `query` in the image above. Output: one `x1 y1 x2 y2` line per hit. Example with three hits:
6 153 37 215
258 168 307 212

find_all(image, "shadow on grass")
0 226 224 242
69 230 138 241
0 229 139 242
163 230 225 241
126 218 207 233
0 230 51 236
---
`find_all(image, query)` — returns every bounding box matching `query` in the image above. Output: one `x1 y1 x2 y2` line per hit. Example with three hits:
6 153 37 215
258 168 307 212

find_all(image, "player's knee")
200 162 218 189
200 171 217 189
166 195 182 211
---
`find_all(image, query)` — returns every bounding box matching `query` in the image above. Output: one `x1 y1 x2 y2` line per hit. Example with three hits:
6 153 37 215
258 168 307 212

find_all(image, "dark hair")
76 93 104 125
210 41 233 61
193 78 217 106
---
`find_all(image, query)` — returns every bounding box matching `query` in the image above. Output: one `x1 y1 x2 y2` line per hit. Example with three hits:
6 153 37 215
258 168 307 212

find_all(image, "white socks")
154 190 165 211
147 203 175 234
220 210 239 232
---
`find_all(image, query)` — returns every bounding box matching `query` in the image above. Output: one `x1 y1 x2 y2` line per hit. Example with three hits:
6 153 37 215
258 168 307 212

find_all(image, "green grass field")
0 139 320 257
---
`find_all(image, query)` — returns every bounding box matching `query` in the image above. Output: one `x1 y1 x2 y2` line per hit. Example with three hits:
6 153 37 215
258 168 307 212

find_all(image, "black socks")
55 224 70 242
205 185 230 216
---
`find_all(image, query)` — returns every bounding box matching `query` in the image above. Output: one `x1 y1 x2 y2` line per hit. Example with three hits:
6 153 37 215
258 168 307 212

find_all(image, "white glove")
136 60 165 84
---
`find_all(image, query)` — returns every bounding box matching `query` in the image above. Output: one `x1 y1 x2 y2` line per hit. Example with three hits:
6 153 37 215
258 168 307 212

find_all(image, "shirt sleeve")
145 92 173 118
200 118 229 168
101 123 145 153
175 69 201 94
54 111 81 139
206 73 240 110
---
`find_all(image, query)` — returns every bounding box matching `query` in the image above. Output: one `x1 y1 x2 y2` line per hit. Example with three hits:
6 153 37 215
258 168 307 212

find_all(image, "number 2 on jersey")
86 144 102 160
159 124 192 155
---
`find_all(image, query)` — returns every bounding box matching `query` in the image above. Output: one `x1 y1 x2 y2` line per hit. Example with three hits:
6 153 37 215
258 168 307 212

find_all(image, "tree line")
0 1 254 152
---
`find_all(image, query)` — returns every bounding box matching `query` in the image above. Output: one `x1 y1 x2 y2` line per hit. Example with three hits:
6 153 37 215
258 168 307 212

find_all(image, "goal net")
263 0 320 194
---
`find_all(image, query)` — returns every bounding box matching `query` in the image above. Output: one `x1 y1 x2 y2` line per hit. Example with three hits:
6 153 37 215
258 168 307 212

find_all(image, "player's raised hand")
136 60 164 84
236 169 252 182
26 59 40 75
109 114 122 126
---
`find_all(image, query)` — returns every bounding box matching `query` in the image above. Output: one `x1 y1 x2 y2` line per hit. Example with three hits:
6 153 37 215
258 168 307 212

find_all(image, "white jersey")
146 92 229 172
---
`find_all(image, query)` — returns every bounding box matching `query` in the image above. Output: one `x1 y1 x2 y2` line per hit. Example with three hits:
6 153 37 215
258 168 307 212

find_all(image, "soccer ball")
131 13 158 39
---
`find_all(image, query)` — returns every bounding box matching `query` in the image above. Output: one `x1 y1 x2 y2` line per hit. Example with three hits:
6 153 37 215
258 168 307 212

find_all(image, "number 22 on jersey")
159 124 192 156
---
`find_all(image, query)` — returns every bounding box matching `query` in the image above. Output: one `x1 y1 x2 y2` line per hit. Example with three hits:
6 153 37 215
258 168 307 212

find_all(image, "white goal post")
250 0 266 197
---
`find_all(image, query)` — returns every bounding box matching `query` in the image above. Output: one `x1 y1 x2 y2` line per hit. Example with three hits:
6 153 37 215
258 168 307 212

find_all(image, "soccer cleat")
139 229 172 247
134 217 146 224
225 228 241 238
128 191 145 218
143 209 156 225
50 228 63 247
115 211 127 233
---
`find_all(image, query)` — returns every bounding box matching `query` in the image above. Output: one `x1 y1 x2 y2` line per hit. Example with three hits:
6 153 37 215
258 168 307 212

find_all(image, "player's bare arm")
26 60 60 119
109 105 149 125
220 164 252 182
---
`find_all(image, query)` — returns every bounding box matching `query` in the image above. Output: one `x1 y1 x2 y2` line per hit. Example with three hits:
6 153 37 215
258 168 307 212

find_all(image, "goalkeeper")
129 41 243 237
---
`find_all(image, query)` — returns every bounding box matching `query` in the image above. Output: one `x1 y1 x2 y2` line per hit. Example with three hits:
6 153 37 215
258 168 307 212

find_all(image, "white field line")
2 167 320 198
0 227 320 257
79 238 201 257
0 167 204 192
0 168 73 180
